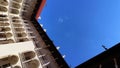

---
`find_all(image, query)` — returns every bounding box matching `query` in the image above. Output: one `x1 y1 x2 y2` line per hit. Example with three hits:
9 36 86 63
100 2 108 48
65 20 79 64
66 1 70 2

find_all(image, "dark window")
2 63 10 68
101 59 115 68
116 56 120 68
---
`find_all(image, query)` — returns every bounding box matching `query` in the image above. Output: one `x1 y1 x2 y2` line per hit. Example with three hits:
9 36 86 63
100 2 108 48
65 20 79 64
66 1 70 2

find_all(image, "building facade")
0 0 69 68
76 43 120 68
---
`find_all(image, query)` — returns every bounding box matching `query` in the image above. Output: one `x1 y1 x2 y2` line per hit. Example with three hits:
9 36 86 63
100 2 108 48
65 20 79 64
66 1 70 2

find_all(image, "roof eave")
35 0 46 19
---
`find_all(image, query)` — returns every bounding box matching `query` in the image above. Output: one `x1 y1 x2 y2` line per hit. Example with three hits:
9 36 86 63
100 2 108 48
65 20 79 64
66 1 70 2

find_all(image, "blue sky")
38 0 120 67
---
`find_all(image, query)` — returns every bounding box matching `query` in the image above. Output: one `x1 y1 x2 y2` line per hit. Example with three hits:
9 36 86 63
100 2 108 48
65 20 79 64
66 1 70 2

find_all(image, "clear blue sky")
38 0 120 67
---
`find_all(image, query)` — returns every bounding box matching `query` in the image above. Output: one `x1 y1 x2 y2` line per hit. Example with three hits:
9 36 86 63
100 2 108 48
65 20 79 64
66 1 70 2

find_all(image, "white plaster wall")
0 41 42 68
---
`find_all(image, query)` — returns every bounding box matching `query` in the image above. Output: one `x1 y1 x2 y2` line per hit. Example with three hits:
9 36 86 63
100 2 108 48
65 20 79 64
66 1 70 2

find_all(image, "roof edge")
35 0 46 19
